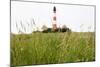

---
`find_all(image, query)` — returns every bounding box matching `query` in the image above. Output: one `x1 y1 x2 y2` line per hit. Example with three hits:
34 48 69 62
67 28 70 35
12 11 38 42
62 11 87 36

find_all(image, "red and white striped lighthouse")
52 6 57 30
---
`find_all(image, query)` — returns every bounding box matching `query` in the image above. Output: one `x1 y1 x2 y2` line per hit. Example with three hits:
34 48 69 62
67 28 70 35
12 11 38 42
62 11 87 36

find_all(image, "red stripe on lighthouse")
53 16 56 21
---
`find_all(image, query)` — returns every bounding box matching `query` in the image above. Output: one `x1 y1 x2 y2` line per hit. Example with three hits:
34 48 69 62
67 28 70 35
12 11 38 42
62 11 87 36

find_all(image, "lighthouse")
52 6 57 31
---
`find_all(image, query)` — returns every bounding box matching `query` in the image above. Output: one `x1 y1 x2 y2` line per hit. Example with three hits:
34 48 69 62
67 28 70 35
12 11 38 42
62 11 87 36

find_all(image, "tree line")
41 25 71 33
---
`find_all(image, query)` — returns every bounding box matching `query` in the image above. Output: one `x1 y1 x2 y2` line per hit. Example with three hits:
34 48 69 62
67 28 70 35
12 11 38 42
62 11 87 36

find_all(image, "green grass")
11 32 95 66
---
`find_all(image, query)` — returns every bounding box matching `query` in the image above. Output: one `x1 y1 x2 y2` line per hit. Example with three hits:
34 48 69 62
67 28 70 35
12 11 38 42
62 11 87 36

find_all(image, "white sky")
11 1 95 34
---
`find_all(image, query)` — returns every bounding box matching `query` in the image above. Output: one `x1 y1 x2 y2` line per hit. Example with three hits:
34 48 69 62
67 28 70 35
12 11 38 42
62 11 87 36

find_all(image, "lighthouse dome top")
53 6 56 12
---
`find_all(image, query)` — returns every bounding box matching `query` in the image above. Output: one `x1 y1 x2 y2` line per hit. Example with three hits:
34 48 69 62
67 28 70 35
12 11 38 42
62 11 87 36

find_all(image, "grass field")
11 32 95 66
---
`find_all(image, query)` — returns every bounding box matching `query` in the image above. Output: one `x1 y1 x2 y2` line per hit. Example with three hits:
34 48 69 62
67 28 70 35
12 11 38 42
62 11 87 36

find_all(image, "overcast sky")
11 1 95 34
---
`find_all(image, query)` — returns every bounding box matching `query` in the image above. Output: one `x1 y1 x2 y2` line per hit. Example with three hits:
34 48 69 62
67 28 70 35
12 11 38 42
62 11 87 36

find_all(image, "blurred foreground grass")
11 32 95 66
